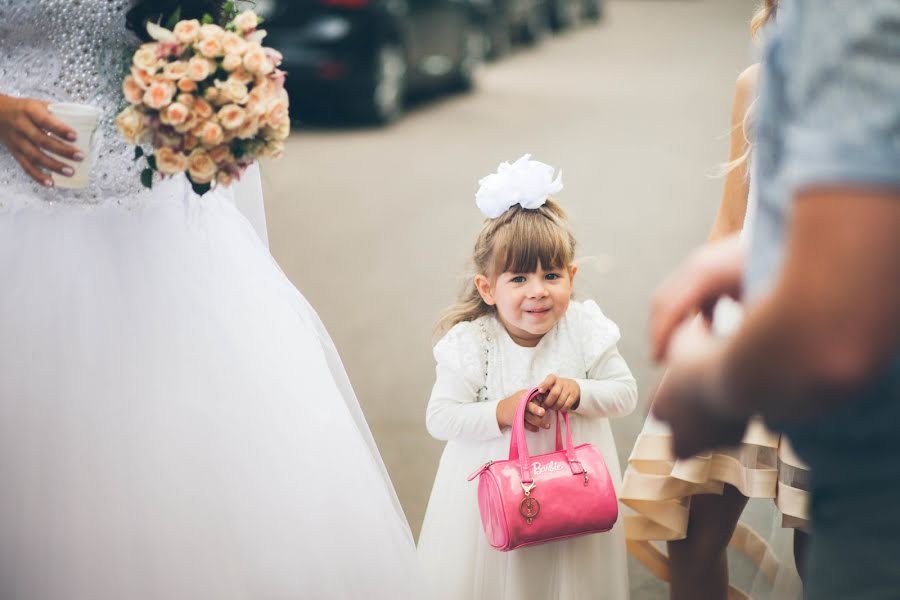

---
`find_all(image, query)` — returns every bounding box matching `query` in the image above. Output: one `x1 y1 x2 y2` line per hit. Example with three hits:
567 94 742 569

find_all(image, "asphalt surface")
263 1 758 595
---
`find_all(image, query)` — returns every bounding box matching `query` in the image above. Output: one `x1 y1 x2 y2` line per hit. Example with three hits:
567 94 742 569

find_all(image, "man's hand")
651 320 749 458
650 234 745 362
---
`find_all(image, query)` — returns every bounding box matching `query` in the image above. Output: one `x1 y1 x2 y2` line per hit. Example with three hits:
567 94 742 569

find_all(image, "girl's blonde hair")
724 0 778 174
435 199 576 339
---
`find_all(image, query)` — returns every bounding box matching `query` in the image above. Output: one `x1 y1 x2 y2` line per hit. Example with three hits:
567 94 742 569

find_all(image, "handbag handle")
508 387 585 484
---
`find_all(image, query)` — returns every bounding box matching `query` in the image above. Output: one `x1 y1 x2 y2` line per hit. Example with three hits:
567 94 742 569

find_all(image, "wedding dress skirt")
0 175 424 599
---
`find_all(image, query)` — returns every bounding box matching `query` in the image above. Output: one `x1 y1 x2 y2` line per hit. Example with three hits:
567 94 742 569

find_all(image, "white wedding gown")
0 2 424 598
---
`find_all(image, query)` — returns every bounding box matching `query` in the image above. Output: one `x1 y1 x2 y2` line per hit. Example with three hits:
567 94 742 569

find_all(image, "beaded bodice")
0 0 146 207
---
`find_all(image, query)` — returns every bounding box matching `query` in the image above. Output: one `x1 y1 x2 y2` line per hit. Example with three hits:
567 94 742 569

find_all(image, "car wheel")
521 0 549 45
357 43 407 125
451 24 487 91
549 0 580 30
583 0 603 22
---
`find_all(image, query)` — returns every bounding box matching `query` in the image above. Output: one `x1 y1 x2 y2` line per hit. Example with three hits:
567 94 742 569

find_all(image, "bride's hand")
0 94 83 187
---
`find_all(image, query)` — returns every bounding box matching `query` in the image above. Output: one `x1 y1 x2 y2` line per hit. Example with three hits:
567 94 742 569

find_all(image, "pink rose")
243 46 274 76
196 36 224 59
222 32 248 56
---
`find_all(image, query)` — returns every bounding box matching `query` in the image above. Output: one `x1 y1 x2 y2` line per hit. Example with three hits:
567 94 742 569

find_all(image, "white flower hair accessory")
475 154 564 219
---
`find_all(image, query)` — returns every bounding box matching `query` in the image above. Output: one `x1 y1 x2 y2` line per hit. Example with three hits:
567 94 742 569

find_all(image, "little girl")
417 155 637 600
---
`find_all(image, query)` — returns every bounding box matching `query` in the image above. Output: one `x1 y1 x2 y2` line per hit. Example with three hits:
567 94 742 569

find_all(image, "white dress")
417 300 638 600
0 2 424 598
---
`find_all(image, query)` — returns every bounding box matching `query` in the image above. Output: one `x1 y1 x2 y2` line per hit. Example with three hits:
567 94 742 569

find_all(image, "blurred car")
257 0 486 124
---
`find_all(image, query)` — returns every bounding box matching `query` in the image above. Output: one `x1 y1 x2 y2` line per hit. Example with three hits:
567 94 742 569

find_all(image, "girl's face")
475 263 577 347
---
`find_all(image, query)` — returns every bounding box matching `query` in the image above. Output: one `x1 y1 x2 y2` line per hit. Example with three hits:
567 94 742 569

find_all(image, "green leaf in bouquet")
202 13 215 25
141 168 154 189
133 146 144 161
165 6 182 30
192 182 212 196
147 154 158 171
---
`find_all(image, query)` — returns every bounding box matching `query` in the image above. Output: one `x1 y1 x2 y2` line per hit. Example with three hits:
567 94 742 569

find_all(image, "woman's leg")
667 485 748 600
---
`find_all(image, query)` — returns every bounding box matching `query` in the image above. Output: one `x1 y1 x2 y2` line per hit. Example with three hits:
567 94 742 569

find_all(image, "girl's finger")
538 374 556 393
526 402 545 417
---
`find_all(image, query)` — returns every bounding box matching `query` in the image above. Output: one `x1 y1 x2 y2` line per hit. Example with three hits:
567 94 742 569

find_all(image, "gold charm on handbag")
519 482 540 524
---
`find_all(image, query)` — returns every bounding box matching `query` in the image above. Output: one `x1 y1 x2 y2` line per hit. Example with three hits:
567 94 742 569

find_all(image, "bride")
0 1 424 597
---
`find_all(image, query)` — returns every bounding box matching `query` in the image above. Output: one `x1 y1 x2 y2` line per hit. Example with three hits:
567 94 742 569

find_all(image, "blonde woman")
620 2 810 599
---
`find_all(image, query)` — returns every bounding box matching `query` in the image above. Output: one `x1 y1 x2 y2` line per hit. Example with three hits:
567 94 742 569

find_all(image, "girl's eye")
545 273 561 280
510 276 526 283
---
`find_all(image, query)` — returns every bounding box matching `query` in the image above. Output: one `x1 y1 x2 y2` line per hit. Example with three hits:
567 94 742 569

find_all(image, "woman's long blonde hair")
435 199 576 340
724 0 778 174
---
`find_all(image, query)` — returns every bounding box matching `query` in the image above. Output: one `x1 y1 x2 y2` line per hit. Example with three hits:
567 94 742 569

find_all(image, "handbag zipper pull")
466 460 493 482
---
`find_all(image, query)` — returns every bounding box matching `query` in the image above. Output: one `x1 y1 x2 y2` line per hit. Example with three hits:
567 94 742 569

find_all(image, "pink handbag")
467 387 618 551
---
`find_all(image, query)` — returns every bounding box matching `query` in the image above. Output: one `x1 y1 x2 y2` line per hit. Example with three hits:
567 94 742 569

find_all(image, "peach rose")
131 66 154 90
203 86 221 104
200 120 225 146
193 98 214 120
184 134 199 151
233 10 259 33
217 104 247 130
143 80 176 110
123 76 144 104
269 120 291 141
156 147 189 175
133 44 161 73
174 19 201 44
174 112 199 134
236 117 260 140
208 145 234 165
163 102 190 127
217 170 235 187
177 78 198 93
222 32 248 56
187 56 213 82
222 53 243 72
188 149 218 184
243 46 273 76
176 93 195 107
265 100 288 128
196 36 224 59
115 106 145 144
199 24 225 40
219 78 249 104
231 68 255 86
162 61 189 81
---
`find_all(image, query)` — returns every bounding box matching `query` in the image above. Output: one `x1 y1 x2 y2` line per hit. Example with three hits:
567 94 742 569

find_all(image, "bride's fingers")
17 138 72 177
27 101 77 142
12 149 53 186
19 118 82 162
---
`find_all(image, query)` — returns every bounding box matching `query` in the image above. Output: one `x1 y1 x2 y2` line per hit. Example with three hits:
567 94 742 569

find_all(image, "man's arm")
716 187 900 422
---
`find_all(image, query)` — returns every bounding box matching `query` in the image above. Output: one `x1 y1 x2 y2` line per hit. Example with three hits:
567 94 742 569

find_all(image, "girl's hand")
496 389 550 433
0 94 83 187
537 374 581 412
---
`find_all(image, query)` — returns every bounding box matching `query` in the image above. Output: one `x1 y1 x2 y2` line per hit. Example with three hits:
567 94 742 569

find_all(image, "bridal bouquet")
116 7 290 195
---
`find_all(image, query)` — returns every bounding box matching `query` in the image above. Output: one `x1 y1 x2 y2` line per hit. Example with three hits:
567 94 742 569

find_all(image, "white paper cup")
48 103 102 189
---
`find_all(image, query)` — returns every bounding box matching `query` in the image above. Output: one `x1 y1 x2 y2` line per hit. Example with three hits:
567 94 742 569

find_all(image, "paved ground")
263 1 757 595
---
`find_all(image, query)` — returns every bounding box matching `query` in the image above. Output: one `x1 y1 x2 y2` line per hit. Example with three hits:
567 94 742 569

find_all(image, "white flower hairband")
475 154 564 219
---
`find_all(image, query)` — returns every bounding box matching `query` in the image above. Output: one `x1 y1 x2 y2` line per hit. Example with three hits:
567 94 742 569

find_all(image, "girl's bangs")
491 215 572 275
